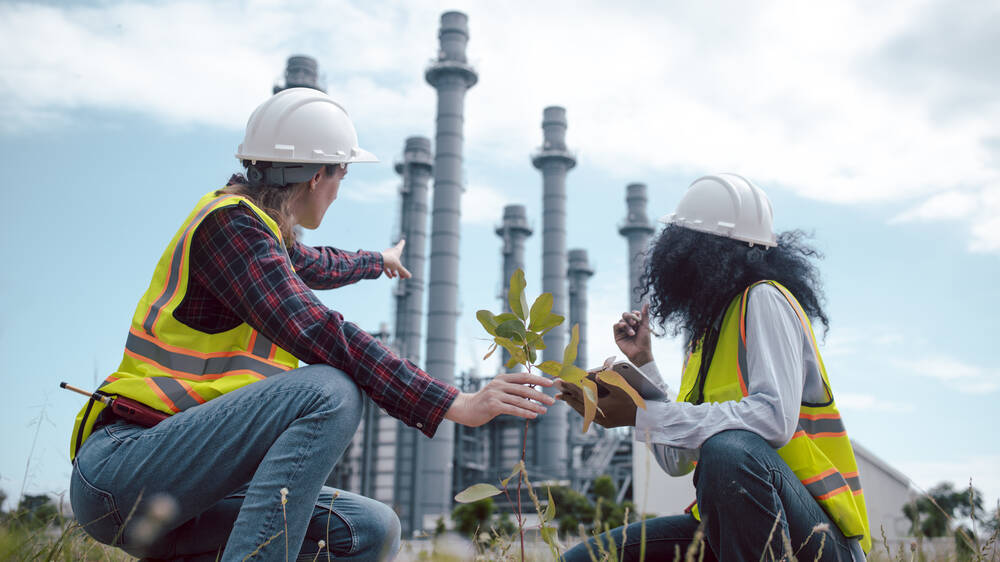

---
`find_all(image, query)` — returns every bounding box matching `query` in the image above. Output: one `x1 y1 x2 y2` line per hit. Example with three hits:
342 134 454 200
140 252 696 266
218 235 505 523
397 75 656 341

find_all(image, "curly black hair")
638 224 829 343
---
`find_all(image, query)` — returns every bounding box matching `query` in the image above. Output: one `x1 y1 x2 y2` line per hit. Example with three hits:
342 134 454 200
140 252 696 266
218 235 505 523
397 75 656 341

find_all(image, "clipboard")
587 361 668 400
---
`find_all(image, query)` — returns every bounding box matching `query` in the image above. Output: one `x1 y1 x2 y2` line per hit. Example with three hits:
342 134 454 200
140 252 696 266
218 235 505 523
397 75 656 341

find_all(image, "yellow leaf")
597 370 647 410
558 364 588 385
536 361 562 377
482 342 498 360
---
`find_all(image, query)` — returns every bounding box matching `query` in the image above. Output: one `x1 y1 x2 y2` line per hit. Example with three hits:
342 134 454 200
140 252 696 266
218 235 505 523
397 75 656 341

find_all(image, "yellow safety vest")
70 191 299 459
678 281 871 553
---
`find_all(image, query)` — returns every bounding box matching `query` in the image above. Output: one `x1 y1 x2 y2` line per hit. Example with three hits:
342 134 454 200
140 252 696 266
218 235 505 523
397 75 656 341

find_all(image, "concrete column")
618 183 655 312
393 137 433 363
496 205 533 370
567 249 595 370
419 10 478 534
531 106 576 478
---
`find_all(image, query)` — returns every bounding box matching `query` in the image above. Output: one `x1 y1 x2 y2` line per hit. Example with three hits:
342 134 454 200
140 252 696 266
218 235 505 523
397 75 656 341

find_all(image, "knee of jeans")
296 365 364 420
355 500 401 558
697 430 765 490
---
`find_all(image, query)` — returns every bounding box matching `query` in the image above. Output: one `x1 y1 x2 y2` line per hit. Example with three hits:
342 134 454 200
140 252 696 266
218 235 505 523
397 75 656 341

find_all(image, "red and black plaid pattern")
176 203 457 437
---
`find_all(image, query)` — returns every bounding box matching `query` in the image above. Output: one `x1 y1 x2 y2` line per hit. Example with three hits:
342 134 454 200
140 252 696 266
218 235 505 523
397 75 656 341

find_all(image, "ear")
309 168 324 189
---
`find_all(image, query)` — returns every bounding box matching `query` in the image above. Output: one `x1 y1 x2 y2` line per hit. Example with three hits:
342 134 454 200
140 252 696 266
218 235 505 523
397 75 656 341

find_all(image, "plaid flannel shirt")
176 202 457 437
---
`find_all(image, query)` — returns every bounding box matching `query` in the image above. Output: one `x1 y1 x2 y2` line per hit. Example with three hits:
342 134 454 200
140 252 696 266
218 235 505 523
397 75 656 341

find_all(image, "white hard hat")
236 87 378 167
661 173 777 247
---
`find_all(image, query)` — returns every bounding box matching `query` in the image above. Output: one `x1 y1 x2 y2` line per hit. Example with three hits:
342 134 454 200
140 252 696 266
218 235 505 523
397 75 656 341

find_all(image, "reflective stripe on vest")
70 191 299 459
680 281 872 553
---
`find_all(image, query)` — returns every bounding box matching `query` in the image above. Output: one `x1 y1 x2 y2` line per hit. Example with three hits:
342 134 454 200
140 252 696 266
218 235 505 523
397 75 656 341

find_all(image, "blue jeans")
70 365 400 561
564 430 855 562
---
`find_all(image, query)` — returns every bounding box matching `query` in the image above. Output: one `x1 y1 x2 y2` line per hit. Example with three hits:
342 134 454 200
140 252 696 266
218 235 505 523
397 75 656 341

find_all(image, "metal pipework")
496 204 533 370
393 136 433 364
567 249 594 370
618 183 655 312
531 105 577 478
420 10 478 535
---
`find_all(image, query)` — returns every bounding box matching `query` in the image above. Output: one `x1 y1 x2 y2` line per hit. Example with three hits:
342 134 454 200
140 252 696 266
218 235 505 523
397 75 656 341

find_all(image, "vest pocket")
70 459 123 546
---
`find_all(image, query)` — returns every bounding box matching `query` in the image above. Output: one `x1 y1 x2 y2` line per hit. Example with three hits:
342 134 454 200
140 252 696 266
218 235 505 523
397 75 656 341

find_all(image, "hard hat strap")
248 162 325 187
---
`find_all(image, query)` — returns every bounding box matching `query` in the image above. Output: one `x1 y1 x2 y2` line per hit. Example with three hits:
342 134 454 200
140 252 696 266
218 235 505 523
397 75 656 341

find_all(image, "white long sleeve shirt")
633 284 867 560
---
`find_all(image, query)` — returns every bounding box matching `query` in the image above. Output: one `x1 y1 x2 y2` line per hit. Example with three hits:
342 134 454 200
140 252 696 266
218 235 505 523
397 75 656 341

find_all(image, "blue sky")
1 0 998 513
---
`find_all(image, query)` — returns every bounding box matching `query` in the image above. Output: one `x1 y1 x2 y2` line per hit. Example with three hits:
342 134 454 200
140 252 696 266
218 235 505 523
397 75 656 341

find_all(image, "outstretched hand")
381 239 412 279
613 303 653 366
445 372 555 427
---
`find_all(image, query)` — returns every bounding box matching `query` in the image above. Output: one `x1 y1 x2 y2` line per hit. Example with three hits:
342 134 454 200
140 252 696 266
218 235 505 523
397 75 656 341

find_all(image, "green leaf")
454 483 503 503
562 324 580 366
482 342 498 361
508 269 529 321
544 486 556 522
476 310 500 336
558 364 588 385
494 337 523 357
528 293 553 331
597 369 647 410
504 348 528 369
525 331 546 351
495 312 518 324
496 319 527 344
535 361 563 377
528 346 536 363
533 313 565 334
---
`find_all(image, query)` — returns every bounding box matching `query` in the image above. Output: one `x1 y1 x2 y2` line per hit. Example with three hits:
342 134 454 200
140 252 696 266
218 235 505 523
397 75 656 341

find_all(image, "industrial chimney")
393 137 434 363
273 55 324 93
420 10 478 533
618 183 655 312
496 205 533 370
567 249 594 370
531 106 576 478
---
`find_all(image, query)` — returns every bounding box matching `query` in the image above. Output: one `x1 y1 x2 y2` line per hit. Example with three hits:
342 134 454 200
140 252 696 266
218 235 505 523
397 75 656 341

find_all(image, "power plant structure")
619 183 656 312
531 106 577 479
291 12 641 536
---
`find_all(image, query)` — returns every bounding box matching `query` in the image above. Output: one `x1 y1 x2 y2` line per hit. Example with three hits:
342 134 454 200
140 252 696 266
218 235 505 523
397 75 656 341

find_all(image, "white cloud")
835 392 915 414
891 184 1000 253
893 355 1000 393
2 0 999 252
461 184 510 225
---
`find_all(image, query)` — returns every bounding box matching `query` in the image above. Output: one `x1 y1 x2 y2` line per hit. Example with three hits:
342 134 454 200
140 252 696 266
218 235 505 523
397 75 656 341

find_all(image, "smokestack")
531 106 576 478
496 205 533 370
273 55 324 93
567 249 594 370
421 10 478 532
619 183 655 312
393 136 434 363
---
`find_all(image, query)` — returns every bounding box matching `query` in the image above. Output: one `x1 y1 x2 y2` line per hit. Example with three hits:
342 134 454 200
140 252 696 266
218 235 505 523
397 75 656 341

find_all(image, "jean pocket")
70 460 123 545
103 421 146 444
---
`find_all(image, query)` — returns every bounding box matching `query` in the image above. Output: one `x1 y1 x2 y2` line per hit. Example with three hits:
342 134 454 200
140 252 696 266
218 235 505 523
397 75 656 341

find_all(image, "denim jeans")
70 364 401 561
564 430 855 562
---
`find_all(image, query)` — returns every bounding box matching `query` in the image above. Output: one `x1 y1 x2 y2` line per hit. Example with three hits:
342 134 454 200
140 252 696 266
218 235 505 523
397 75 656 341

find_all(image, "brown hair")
217 161 334 246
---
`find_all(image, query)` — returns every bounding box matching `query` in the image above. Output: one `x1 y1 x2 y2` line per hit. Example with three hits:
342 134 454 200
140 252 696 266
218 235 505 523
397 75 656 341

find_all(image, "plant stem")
516 360 534 562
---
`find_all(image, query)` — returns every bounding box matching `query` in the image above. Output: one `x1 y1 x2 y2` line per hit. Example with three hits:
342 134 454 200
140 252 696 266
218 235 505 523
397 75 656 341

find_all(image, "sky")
1 0 998 516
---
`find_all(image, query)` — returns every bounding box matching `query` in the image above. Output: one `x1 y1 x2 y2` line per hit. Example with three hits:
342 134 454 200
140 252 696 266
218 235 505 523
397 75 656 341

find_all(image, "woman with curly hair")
560 174 870 561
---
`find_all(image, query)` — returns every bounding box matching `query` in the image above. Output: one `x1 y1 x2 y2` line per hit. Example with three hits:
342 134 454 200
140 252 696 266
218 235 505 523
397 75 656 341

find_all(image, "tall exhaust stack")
393 137 433 363
531 106 576 477
567 249 594 370
273 55 324 93
496 205 533 369
619 183 655 312
421 11 478 531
